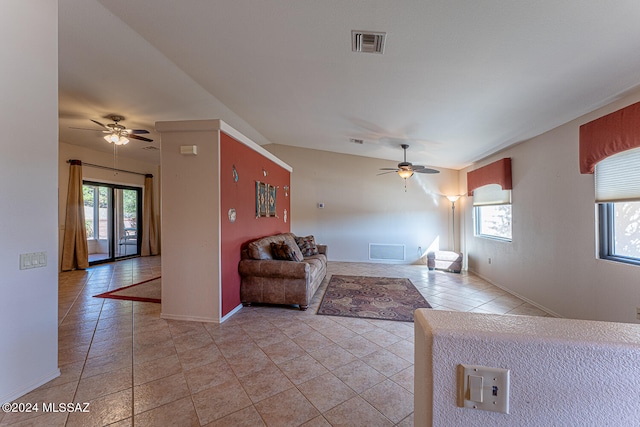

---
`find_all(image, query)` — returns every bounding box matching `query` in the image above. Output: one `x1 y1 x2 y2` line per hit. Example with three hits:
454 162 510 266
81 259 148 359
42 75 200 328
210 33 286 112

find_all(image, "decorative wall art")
256 181 277 218
284 185 289 197
268 184 277 216
232 165 239 183
228 208 237 223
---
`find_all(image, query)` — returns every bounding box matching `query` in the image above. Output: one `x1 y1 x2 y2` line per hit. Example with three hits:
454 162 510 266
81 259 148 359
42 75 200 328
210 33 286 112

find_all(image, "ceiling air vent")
352 31 386 54
141 146 159 151
349 138 364 145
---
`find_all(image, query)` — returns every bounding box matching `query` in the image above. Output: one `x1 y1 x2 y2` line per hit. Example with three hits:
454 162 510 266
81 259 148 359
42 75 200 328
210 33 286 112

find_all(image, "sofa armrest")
317 244 328 257
238 259 310 279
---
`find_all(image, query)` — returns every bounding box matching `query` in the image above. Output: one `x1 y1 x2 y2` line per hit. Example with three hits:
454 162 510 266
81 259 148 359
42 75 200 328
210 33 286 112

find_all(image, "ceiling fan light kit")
103 133 129 145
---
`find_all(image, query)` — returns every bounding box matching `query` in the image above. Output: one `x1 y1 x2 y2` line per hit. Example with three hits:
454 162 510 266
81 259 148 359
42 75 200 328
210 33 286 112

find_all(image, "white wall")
462 89 640 323
58 142 161 268
265 145 460 263
0 1 60 403
415 309 640 426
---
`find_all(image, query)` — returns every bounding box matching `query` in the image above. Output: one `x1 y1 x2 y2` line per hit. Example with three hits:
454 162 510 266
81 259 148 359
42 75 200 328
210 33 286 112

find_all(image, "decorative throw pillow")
270 241 303 262
295 235 319 257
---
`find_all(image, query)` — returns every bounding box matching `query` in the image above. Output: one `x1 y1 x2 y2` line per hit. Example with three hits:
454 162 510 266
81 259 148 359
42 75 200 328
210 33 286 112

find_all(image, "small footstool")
427 251 462 273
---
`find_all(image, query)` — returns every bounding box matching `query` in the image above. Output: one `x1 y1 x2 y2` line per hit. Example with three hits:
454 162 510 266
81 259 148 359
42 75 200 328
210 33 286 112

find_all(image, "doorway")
83 182 142 264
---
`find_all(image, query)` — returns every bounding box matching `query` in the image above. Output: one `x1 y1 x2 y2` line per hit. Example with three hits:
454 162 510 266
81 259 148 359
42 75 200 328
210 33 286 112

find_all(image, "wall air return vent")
352 31 386 54
369 243 405 261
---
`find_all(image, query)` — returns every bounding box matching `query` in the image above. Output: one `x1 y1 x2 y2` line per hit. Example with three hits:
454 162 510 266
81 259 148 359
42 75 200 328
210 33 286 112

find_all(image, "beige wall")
265 145 460 263
58 142 161 269
157 120 222 322
463 89 640 323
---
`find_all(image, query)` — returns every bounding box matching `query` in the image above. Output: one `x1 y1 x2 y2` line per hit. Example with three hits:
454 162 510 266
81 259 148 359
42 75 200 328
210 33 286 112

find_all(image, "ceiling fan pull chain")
113 144 119 176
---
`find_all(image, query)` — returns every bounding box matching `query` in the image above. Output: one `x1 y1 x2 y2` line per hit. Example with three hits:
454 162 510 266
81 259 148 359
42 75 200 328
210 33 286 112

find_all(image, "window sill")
475 234 512 243
598 255 640 267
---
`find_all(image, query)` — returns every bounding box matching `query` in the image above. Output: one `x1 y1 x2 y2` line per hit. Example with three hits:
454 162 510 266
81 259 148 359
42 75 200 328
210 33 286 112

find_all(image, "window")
595 146 640 265
472 183 512 241
475 204 512 241
599 202 640 265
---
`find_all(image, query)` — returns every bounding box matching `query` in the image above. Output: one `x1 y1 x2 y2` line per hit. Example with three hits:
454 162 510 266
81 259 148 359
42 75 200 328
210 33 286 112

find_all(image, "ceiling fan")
378 144 439 179
72 115 153 145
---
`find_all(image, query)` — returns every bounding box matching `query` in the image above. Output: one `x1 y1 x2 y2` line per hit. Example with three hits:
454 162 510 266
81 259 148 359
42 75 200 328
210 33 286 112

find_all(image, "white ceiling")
59 0 640 169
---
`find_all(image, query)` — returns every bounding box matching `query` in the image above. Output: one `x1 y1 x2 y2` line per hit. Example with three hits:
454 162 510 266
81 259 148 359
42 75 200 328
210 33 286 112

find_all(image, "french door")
83 182 142 264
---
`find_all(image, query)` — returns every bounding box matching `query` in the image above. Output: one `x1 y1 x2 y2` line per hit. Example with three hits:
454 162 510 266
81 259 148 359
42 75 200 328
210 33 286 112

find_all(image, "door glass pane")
83 184 111 263
116 188 139 257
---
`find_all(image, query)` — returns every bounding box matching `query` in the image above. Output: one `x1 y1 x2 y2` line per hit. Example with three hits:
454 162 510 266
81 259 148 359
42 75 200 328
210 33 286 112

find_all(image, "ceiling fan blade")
414 168 440 174
90 119 109 129
377 171 397 176
126 129 150 134
129 134 154 142
379 168 399 171
69 127 103 131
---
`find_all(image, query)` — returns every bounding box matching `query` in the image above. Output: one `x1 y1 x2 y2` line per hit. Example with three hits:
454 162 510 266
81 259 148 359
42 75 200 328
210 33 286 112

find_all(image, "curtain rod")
67 160 151 177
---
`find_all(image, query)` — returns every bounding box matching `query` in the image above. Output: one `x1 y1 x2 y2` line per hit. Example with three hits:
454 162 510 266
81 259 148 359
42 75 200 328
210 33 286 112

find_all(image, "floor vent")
369 243 405 261
352 31 386 54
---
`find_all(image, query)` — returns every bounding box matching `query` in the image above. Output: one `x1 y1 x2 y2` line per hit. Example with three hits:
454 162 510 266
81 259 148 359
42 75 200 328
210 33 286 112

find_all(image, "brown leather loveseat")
238 233 327 310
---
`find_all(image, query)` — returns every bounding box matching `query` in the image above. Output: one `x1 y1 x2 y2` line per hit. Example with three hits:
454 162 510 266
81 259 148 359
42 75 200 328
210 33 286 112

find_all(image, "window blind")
472 184 512 206
595 146 640 202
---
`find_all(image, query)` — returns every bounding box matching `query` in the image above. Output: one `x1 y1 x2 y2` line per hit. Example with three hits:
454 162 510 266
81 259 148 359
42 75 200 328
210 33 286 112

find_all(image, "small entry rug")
317 275 431 322
94 277 161 304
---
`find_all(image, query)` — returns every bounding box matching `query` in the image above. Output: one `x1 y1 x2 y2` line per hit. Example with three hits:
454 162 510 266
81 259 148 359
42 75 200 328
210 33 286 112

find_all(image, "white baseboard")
160 304 243 324
468 269 562 318
220 304 243 323
160 313 220 323
1 368 61 404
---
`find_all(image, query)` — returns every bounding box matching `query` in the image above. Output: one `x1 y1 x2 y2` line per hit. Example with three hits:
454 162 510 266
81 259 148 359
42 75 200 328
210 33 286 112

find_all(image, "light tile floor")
1 257 549 427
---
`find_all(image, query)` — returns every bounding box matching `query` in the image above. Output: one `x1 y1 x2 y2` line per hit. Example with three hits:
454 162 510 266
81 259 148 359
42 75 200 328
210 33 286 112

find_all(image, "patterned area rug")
317 275 431 322
94 277 161 304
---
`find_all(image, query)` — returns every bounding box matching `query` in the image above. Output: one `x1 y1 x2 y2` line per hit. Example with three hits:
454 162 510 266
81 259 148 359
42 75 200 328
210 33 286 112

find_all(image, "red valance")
467 158 512 196
579 101 640 174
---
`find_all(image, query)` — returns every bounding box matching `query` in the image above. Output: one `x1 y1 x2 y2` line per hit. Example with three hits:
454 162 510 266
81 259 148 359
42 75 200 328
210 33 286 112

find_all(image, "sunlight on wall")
413 174 443 205
426 235 440 253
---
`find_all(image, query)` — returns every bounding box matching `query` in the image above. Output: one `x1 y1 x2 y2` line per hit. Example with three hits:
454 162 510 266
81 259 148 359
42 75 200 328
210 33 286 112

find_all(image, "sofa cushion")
248 233 303 260
270 241 303 262
295 235 319 257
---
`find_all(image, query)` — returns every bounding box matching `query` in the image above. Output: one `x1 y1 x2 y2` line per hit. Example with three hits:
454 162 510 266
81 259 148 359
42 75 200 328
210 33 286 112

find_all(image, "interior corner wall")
219 132 290 316
0 1 60 403
264 144 459 263
57 142 161 269
462 89 640 324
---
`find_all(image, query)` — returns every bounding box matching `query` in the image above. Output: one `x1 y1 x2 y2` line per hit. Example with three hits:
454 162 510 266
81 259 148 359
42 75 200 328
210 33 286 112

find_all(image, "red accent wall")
219 132 291 316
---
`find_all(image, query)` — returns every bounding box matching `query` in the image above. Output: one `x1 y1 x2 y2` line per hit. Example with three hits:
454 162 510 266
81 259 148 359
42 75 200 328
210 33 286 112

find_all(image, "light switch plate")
457 364 510 414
